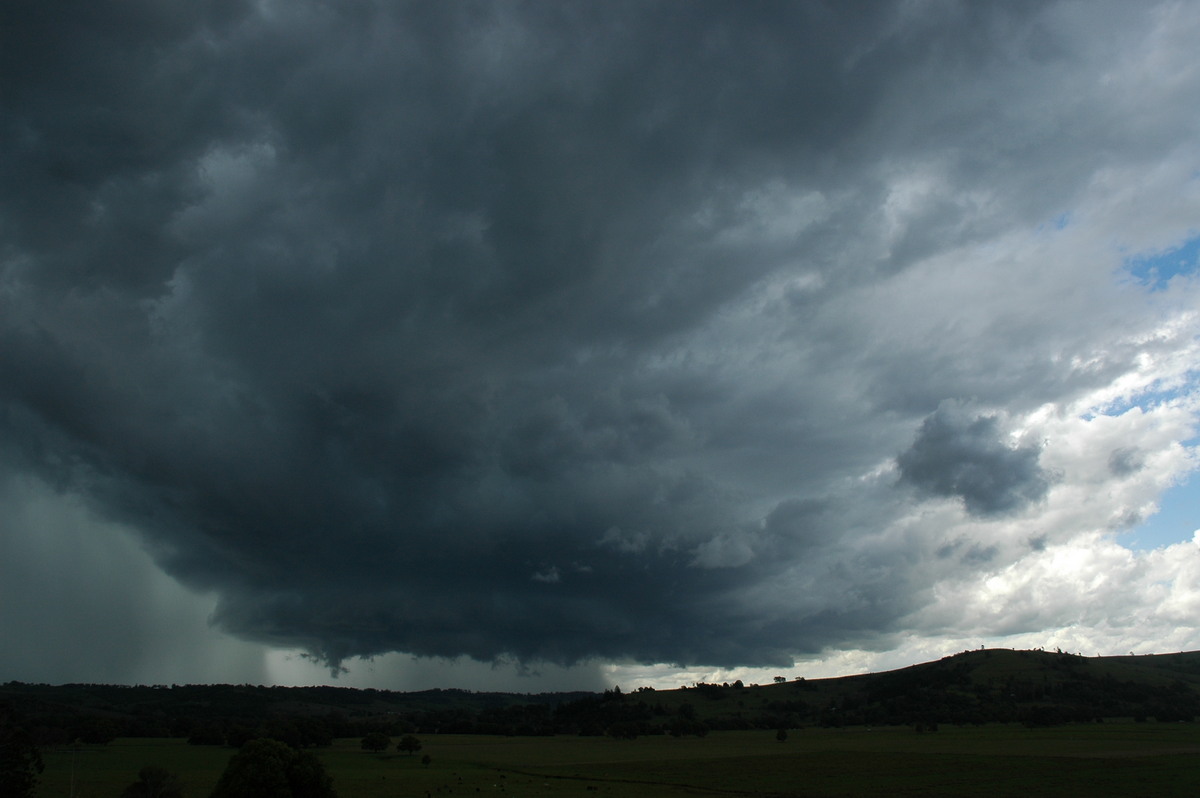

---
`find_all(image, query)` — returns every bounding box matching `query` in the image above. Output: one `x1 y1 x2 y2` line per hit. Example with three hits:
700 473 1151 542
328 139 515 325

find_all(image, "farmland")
14 650 1200 796
9 649 1200 745
33 722 1200 798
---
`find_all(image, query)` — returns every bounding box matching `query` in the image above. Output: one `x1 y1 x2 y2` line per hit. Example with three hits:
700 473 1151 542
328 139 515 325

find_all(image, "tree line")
4 649 1200 750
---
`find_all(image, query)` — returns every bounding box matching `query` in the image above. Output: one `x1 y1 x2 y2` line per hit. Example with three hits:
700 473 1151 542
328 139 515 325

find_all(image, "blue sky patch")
1123 473 1200 550
1036 211 1073 234
1124 234 1200 291
1101 379 1198 418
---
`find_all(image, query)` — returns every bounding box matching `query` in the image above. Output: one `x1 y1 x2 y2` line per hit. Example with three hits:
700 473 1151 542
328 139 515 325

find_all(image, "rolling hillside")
4 649 1200 743
619 649 1200 731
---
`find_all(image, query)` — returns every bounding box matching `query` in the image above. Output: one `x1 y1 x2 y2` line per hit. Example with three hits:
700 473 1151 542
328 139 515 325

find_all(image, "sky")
1 0 1198 694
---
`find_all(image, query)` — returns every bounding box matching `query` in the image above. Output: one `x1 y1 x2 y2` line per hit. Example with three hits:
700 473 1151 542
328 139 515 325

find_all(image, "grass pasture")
35 723 1200 798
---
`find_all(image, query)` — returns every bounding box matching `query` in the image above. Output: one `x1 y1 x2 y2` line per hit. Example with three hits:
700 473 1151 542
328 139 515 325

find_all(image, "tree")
262 722 304 749
776 728 788 743
209 738 336 798
668 717 708 738
121 766 183 798
774 676 787 684
226 725 256 749
396 735 422 756
360 732 390 753
285 748 338 798
0 703 44 798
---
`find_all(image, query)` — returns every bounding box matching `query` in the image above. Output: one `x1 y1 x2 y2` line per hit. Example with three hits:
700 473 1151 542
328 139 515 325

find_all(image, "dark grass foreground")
35 723 1200 798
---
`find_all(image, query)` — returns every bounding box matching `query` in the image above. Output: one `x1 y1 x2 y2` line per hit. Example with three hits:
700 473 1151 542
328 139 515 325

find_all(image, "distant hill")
5 649 1199 744
620 648 1200 733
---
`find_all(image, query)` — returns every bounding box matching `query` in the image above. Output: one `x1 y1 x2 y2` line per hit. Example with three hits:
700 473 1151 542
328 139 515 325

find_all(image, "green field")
34 724 1200 798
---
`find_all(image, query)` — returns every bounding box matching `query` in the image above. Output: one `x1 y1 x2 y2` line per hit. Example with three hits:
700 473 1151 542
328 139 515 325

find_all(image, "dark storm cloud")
897 404 1051 516
2 0 1194 673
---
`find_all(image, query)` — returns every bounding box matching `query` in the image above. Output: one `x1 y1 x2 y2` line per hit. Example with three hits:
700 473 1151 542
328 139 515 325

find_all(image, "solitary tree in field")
360 732 390 753
209 738 336 798
121 766 183 798
397 735 422 756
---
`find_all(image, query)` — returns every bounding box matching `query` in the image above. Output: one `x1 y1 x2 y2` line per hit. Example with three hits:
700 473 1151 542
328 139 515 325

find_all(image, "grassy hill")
617 649 1200 731
5 649 1200 743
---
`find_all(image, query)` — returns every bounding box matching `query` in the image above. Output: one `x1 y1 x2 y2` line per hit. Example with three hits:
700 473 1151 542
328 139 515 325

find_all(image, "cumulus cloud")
2 0 1199 684
897 404 1051 516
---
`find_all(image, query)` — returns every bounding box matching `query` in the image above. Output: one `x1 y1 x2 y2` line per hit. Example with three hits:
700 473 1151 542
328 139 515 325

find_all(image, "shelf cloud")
2 0 1198 686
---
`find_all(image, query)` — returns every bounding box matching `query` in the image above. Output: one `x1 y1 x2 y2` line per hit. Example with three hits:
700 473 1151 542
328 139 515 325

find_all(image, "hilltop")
615 648 1200 733
4 649 1199 744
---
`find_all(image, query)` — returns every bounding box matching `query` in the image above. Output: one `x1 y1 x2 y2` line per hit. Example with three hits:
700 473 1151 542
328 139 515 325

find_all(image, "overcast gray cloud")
2 0 1199 686
897 403 1051 515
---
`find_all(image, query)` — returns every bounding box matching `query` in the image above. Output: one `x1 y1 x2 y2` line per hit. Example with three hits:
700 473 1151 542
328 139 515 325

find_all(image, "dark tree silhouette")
396 735 422 756
0 703 44 798
209 738 336 798
121 765 183 798
360 732 390 753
